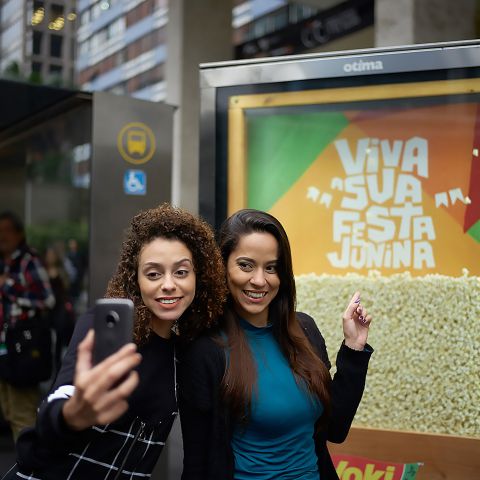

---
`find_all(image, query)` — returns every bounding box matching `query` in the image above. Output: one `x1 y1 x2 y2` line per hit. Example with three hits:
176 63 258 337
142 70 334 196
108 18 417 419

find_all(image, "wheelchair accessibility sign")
124 169 147 195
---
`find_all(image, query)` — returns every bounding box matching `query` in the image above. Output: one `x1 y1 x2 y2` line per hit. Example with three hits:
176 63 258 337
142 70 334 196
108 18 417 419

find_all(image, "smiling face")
226 232 280 327
137 237 196 337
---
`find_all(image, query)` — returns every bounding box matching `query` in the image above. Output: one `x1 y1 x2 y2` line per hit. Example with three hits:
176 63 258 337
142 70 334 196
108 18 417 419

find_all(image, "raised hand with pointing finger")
343 291 372 351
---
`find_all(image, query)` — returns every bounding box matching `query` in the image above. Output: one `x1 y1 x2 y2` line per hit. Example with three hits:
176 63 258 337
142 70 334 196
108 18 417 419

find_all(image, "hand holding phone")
62 299 139 431
63 329 141 431
93 298 134 365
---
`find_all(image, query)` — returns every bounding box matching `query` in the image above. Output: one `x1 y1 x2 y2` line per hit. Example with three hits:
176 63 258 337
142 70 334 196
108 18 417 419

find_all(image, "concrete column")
166 0 233 214
375 0 477 47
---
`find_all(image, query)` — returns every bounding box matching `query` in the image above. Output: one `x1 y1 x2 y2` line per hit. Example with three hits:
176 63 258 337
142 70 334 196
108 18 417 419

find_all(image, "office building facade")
0 0 76 85
76 0 167 101
75 0 371 102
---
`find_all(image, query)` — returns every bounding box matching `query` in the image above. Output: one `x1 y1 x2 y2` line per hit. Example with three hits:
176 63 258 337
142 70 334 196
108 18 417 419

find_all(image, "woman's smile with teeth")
158 297 181 304
244 291 266 299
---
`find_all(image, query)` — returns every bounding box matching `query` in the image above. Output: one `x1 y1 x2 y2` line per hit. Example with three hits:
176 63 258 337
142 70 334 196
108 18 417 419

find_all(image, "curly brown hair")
105 203 227 343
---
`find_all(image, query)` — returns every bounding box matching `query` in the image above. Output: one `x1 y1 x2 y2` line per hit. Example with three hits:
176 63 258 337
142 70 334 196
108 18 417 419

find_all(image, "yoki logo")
336 461 396 480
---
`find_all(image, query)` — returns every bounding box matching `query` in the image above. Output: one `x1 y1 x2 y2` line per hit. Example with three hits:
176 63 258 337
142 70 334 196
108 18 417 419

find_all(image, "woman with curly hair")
3 203 227 480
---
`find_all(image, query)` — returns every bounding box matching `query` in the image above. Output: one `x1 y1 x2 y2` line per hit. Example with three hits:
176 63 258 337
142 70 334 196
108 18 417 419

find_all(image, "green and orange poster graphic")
227 79 480 276
332 454 421 480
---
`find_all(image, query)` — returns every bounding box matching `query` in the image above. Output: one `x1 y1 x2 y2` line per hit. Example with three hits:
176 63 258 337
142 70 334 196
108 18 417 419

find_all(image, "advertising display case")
199 41 480 479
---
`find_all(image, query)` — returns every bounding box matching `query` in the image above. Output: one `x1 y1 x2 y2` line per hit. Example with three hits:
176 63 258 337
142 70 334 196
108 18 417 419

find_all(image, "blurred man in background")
0 211 54 441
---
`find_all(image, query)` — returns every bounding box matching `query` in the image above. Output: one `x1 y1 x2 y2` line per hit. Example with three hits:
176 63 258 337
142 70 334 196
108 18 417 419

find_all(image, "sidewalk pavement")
0 428 16 474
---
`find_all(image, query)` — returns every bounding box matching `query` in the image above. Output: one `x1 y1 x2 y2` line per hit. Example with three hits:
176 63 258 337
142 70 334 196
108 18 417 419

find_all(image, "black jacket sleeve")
178 335 228 480
296 311 373 442
16 312 95 470
38 312 95 441
327 341 372 442
297 311 372 480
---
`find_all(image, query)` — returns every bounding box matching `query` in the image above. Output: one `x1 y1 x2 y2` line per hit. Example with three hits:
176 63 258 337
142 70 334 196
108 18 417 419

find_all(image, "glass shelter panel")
0 104 92 313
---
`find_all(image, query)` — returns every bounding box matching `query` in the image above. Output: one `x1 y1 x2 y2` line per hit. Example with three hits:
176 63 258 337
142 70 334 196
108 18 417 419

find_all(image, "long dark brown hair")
106 203 227 343
218 209 331 423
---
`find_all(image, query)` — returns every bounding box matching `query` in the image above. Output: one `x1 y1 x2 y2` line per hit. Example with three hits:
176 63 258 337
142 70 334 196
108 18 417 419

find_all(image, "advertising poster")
228 79 480 276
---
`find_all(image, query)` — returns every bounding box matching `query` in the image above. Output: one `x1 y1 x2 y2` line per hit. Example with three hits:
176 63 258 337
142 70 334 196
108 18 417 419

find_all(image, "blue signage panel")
123 169 147 195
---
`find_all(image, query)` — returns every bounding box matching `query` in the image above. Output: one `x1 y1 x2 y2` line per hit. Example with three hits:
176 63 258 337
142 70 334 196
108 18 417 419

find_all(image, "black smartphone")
93 298 134 365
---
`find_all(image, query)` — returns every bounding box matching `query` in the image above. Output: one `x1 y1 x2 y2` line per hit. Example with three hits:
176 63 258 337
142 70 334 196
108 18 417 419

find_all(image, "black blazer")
6 312 177 479
178 312 373 480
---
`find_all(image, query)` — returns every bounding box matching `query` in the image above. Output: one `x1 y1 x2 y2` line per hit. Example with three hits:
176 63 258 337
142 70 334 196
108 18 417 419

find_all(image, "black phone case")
93 298 134 365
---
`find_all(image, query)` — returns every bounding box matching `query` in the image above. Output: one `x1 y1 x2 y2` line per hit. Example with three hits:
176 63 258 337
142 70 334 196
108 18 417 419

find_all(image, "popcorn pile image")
296 270 480 436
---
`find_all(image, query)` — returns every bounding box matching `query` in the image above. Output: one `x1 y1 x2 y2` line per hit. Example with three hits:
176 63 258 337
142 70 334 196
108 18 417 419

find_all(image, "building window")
49 3 64 31
49 64 62 74
109 83 126 95
33 31 43 55
2 0 21 24
107 17 125 39
91 3 102 21
32 62 42 73
49 64 63 85
0 20 22 48
79 39 90 56
127 65 163 92
31 1 45 26
80 9 90 25
50 34 63 57
115 49 126 66
50 3 64 20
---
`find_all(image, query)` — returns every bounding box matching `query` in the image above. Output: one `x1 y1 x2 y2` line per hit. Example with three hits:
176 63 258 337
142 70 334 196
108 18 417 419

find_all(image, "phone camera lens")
106 311 120 328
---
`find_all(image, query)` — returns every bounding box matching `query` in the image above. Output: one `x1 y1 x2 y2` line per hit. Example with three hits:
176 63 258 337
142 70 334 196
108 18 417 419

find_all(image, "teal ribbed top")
232 317 322 480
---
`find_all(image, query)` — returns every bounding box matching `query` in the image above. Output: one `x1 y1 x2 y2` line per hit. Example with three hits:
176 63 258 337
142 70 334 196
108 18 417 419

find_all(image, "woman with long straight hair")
179 208 373 480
